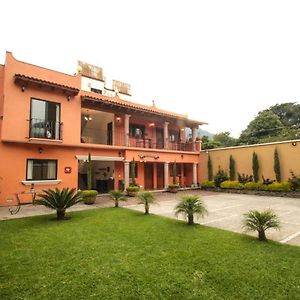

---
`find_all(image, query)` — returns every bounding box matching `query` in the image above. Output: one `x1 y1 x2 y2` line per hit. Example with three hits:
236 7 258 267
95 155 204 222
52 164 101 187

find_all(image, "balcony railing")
81 130 197 151
29 118 62 140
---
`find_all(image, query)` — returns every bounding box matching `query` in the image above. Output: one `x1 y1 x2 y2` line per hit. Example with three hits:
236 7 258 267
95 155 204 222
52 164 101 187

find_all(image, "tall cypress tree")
208 155 213 181
274 148 281 182
130 157 136 186
252 152 259 183
87 152 92 190
229 155 235 181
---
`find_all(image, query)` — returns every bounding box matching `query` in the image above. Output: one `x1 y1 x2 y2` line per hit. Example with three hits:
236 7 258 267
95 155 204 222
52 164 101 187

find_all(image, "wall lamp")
67 95 71 101
38 147 43 154
21 86 25 92
292 142 297 146
149 123 155 127
116 117 121 122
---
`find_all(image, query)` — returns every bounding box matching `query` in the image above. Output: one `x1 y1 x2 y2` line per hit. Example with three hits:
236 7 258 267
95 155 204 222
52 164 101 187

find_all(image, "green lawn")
1 208 300 300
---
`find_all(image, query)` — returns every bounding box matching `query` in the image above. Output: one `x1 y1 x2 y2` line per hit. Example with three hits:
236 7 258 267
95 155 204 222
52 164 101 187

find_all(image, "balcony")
29 118 62 140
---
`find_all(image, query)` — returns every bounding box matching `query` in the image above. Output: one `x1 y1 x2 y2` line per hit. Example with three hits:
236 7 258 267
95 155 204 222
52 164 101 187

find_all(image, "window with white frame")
26 159 57 181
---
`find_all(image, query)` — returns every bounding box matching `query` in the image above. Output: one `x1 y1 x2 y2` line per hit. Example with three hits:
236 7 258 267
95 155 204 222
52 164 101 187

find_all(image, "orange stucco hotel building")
0 52 205 206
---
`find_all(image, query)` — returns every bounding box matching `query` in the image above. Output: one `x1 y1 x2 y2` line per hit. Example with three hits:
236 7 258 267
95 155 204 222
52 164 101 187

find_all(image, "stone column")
124 161 130 189
192 126 197 152
192 163 198 186
124 114 131 146
164 122 169 150
153 163 158 190
164 162 169 189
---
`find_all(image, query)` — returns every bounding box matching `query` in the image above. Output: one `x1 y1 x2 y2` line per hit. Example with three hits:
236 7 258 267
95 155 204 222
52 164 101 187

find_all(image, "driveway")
126 191 300 246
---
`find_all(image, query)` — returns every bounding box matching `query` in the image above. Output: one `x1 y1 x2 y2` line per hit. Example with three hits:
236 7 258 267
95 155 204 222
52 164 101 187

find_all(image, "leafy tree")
34 188 82 220
252 152 259 182
137 191 155 215
201 139 222 150
270 102 300 128
208 155 213 181
174 195 208 225
229 155 235 181
239 110 286 144
242 210 280 241
109 190 127 208
214 132 237 147
274 148 281 182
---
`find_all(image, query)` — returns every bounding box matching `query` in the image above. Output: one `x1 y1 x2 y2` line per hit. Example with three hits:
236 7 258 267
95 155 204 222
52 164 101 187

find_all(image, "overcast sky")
1 0 300 137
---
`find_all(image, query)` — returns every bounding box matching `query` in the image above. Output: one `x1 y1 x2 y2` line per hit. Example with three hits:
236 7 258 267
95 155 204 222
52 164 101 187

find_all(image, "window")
91 87 102 94
129 124 145 138
26 159 57 181
30 98 61 139
169 130 180 143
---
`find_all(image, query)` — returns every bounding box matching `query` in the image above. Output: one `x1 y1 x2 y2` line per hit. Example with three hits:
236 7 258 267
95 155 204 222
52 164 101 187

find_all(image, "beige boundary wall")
199 139 300 183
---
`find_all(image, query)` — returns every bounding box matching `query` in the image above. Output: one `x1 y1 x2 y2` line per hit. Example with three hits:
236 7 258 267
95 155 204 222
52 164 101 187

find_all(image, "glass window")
27 159 57 180
129 124 145 138
30 99 60 139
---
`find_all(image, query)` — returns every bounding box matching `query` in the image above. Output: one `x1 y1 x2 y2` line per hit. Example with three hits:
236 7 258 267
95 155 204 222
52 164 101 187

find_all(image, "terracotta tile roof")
15 74 80 95
81 91 207 125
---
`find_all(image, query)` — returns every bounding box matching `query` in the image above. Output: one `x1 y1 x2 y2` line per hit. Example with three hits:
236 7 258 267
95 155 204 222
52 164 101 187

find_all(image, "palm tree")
174 195 208 225
109 190 127 208
137 191 155 215
242 209 280 241
34 188 82 220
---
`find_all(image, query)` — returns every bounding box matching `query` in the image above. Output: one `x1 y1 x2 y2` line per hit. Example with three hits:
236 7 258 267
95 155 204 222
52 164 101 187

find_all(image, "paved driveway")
126 191 300 246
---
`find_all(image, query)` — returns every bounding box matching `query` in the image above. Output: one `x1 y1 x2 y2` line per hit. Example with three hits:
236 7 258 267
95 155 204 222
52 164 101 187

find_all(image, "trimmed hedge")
220 181 244 189
80 190 98 197
126 186 140 192
265 182 291 192
201 181 215 189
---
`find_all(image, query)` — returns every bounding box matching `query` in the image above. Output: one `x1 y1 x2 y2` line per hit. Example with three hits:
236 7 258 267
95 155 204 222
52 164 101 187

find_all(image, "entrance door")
107 122 113 145
157 163 164 189
144 163 154 190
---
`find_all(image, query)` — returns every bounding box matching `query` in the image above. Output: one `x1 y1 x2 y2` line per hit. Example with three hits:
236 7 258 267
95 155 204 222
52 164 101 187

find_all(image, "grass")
0 208 300 299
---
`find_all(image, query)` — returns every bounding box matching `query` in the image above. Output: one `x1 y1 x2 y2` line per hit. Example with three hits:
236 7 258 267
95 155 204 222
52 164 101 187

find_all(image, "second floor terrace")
80 92 206 152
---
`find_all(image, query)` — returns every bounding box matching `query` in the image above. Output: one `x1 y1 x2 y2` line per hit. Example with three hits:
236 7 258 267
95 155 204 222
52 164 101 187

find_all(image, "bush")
238 173 253 184
264 182 291 192
220 180 244 189
169 183 179 189
201 181 215 189
80 190 98 197
126 186 140 192
288 171 300 191
243 182 264 191
214 168 229 187
262 176 275 185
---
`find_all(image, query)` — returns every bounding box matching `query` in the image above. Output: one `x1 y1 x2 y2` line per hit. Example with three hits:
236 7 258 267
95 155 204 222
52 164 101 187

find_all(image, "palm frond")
174 195 208 219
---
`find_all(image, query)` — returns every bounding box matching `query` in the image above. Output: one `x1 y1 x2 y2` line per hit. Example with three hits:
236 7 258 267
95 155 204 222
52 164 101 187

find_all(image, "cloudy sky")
1 0 300 137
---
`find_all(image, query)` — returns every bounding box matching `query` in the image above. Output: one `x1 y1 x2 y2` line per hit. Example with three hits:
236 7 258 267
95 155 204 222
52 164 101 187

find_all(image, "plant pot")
83 195 97 204
127 191 137 197
169 187 179 193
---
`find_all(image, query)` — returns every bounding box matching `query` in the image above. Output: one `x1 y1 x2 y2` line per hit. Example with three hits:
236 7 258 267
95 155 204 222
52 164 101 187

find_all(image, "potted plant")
82 152 98 204
169 161 179 193
126 185 140 197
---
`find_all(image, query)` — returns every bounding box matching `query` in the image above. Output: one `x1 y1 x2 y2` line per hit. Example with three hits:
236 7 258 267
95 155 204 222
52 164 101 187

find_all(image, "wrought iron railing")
29 118 62 140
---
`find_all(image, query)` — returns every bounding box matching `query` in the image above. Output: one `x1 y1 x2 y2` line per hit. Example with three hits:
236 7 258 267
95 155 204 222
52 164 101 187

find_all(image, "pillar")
192 126 197 151
124 161 130 189
193 163 198 186
124 114 131 146
164 162 169 189
180 163 184 187
164 121 169 150
153 163 158 190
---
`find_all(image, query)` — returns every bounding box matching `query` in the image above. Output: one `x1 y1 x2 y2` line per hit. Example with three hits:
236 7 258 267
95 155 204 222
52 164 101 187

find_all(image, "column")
124 114 131 146
164 121 169 150
192 163 198 187
192 126 197 152
124 161 130 189
164 162 169 189
153 163 158 190
180 163 184 187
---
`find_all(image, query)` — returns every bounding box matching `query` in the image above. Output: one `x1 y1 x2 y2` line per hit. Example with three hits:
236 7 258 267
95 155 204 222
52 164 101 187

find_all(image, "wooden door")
144 163 154 190
157 163 164 189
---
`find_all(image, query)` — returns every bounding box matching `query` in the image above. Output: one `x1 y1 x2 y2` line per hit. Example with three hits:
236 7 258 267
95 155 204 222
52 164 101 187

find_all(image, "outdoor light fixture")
67 95 71 101
292 142 297 146
149 123 155 127
84 115 92 121
38 147 43 154
116 117 121 122
21 86 25 92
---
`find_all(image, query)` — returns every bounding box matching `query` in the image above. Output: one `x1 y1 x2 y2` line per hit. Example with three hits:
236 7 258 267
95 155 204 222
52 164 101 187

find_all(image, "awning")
75 155 124 161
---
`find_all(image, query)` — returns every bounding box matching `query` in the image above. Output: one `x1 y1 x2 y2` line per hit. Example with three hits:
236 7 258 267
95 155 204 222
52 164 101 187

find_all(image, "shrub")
242 209 280 241
252 152 259 182
80 190 98 197
201 181 215 189
238 173 253 184
214 168 229 187
207 155 213 181
262 176 275 185
264 182 291 192
109 190 127 208
174 195 208 225
137 191 155 215
220 180 243 189
288 171 300 191
274 148 281 182
34 188 83 220
126 186 140 192
243 182 264 190
229 155 236 181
